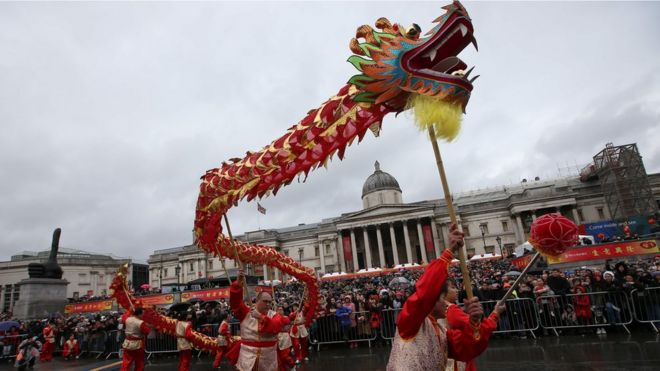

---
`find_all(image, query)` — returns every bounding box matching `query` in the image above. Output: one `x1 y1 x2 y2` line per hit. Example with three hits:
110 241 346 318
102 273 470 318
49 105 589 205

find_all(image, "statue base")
12 278 69 319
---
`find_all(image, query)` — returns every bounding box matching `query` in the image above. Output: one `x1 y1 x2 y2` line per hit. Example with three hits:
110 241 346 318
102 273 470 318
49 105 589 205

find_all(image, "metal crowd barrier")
0 334 28 360
537 291 633 335
309 311 377 351
380 308 401 340
87 330 108 359
630 287 660 333
104 330 122 359
479 298 540 339
145 332 178 359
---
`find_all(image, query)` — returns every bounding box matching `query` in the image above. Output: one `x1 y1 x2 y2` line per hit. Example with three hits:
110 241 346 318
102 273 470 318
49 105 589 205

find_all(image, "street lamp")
479 224 487 253
495 236 503 258
298 247 304 264
175 264 181 288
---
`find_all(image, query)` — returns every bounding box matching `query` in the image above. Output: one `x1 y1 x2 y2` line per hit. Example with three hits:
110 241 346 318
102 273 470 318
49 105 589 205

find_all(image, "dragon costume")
112 1 478 352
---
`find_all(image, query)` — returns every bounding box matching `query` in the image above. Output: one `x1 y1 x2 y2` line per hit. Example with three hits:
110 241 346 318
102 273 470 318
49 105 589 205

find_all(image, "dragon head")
349 1 477 119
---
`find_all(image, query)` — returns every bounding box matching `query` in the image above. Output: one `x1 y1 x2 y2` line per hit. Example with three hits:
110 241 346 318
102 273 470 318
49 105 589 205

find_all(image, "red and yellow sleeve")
446 303 470 332
139 321 151 336
229 281 250 321
259 313 287 335
397 249 453 340
447 311 499 361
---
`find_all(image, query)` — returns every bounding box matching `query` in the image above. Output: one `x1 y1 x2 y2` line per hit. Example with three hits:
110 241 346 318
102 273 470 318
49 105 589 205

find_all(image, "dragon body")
112 1 478 352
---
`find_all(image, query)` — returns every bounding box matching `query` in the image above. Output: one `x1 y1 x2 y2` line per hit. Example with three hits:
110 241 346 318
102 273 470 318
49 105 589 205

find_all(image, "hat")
603 271 614 278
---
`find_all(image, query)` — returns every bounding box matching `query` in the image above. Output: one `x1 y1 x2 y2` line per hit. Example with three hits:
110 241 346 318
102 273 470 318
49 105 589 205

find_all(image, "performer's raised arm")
230 270 250 321
397 224 463 339
446 299 504 362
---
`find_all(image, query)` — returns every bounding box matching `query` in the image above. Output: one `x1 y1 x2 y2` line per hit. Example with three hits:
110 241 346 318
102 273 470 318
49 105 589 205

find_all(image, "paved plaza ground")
2 333 658 371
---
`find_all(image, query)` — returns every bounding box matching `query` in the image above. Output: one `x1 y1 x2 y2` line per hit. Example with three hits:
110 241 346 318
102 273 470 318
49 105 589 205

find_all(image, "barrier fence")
630 287 660 332
0 334 28 360
309 310 378 351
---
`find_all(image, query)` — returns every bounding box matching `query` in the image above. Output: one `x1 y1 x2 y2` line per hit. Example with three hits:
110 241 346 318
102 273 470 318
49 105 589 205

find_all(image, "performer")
288 304 309 364
120 308 151 371
39 320 55 362
231 270 288 371
212 313 233 369
175 312 194 371
277 307 295 371
387 224 504 371
62 334 81 360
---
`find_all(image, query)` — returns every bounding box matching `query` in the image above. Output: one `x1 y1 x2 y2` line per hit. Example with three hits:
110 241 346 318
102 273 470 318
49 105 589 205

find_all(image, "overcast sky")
1 1 659 262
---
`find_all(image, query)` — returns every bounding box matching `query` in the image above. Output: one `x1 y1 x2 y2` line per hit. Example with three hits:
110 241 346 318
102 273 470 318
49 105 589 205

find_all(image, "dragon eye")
406 23 422 38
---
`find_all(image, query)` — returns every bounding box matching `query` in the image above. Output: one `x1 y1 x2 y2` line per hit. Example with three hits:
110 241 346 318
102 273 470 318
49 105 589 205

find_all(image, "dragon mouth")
402 14 478 91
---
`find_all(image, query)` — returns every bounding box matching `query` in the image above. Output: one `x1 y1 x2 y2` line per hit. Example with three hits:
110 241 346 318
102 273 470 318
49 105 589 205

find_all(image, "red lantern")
648 218 656 225
528 213 578 257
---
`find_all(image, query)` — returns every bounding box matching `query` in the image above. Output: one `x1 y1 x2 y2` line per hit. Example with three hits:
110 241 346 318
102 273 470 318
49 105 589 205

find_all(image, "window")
466 247 476 257
208 260 213 270
501 221 509 232
163 268 168 277
479 223 489 235
462 224 471 236
577 209 584 223
325 244 331 255
597 207 605 220
189 262 194 271
314 246 319 257
485 245 495 254
283 250 289 256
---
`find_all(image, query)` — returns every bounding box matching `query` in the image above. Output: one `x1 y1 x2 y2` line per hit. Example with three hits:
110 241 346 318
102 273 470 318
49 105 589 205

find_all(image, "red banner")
342 235 353 261
139 294 174 306
422 224 435 252
547 239 659 265
64 300 113 314
255 285 273 294
511 254 534 270
181 288 230 302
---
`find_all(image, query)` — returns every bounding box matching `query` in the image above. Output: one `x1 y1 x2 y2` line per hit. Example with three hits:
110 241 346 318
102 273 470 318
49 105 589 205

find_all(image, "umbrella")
0 320 20 332
504 271 522 277
140 284 150 290
388 276 410 289
187 298 203 304
168 303 192 312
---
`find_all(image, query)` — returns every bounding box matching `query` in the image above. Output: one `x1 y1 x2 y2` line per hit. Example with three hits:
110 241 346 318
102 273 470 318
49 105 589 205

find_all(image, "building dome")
362 161 402 198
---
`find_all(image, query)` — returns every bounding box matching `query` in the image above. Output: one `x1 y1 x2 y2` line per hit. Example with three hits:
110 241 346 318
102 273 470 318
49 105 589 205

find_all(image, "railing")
536 291 633 335
630 287 660 333
0 334 28 360
480 298 540 339
104 330 122 359
145 332 178 359
309 311 378 351
380 308 401 340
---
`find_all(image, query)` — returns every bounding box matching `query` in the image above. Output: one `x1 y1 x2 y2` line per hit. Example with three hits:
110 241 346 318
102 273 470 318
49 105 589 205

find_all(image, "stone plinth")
12 278 69 319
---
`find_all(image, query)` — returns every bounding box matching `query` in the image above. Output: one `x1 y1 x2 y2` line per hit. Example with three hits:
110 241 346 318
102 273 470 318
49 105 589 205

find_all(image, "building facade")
0 248 146 313
147 160 660 287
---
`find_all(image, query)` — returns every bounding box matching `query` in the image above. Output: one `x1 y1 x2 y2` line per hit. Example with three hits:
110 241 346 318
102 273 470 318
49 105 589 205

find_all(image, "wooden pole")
223 213 248 298
428 126 473 299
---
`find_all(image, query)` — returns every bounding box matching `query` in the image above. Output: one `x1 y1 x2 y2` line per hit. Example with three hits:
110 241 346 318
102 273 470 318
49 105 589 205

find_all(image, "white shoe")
601 328 606 334
295 360 301 365
596 328 602 334
304 357 309 361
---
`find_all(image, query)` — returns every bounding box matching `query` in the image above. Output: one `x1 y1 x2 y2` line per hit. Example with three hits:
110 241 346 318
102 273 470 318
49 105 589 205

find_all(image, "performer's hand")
494 301 506 316
237 269 245 287
448 223 465 254
463 297 484 323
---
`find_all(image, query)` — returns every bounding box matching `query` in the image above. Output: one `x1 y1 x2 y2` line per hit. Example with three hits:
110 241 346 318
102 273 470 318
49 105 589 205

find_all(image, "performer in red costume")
120 308 151 371
288 304 309 364
231 270 288 371
62 334 80 360
175 312 194 371
387 224 504 371
277 307 295 371
212 313 233 369
39 320 55 362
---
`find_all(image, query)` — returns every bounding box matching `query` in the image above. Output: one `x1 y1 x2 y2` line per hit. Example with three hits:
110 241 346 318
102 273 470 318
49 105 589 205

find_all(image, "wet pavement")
2 333 659 370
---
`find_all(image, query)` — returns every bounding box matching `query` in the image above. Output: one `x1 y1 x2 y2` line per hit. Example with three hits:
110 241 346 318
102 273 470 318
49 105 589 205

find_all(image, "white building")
148 160 660 288
0 248 147 313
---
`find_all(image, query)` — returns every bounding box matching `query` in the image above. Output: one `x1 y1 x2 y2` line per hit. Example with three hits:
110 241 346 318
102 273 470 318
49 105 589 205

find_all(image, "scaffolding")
593 143 658 219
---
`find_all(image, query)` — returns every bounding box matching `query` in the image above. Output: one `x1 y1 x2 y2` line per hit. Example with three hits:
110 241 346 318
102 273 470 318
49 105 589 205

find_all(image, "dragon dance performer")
120 308 152 371
288 304 309 364
276 307 295 371
231 270 288 371
175 312 194 371
387 224 504 371
212 313 234 369
39 319 55 362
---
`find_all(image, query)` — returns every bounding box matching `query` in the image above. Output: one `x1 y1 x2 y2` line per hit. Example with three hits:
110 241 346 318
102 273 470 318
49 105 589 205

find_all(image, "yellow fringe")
406 94 463 142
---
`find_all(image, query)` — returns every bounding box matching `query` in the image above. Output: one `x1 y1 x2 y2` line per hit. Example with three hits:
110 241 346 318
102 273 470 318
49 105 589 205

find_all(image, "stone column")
263 265 268 280
511 216 522 245
430 220 442 259
318 241 326 273
376 225 386 268
363 227 373 269
403 221 413 264
389 223 400 266
336 233 347 273
572 207 580 224
350 229 359 271
515 214 525 242
441 223 450 247
416 220 429 263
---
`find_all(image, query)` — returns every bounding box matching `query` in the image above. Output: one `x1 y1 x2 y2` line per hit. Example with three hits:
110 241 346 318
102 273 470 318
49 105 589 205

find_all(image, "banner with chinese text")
547 239 658 264
64 300 114 314
181 288 230 302
255 285 273 294
139 294 174 306
511 254 534 270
